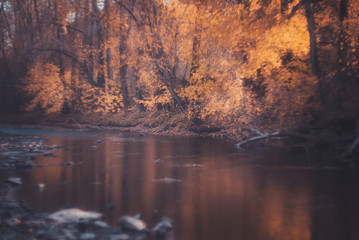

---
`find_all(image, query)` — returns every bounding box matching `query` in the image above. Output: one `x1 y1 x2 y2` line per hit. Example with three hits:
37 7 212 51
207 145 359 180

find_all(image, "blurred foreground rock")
0 198 174 240
48 208 103 223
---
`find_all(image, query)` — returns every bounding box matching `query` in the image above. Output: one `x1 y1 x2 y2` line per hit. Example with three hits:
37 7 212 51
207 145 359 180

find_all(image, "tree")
1 0 357 131
337 0 348 72
304 0 321 77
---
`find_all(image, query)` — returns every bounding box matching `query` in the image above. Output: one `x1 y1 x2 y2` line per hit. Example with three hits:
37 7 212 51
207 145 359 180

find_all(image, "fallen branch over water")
342 135 359 158
235 131 281 149
235 130 354 149
71 118 83 129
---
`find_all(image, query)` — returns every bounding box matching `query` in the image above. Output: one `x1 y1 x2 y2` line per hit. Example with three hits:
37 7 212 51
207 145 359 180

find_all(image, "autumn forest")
1 0 359 134
2 1 359 239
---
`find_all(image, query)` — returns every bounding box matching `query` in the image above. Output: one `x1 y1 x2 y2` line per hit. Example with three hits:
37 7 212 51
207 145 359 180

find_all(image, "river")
0 128 359 240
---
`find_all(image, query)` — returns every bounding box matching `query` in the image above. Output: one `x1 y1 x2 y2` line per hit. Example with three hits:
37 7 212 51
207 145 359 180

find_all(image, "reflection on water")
1 130 359 240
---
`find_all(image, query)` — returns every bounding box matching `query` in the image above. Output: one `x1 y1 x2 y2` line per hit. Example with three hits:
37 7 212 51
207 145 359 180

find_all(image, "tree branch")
342 134 359 158
235 130 349 149
235 132 281 149
154 61 187 113
116 0 138 23
287 0 305 19
1 3 13 40
161 79 187 113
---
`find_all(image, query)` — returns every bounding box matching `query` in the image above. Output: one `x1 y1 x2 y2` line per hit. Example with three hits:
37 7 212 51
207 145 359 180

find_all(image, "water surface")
1 128 359 240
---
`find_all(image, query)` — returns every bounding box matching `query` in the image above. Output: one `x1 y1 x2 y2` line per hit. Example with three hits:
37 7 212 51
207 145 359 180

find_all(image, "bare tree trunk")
71 2 80 109
84 0 95 84
119 6 131 111
119 38 130 110
106 48 113 82
26 0 34 51
97 23 105 87
0 45 13 81
54 2 69 113
33 0 42 36
189 16 200 80
281 0 288 14
337 0 348 72
95 0 105 88
304 0 321 77
304 0 325 107
0 4 13 40
134 69 145 113
54 3 65 83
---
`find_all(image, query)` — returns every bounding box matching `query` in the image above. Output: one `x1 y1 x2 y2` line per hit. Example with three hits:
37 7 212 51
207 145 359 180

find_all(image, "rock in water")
43 151 57 157
48 208 102 223
152 217 173 237
118 215 147 232
63 161 75 166
110 234 130 240
37 183 45 191
24 160 35 168
93 220 110 228
88 145 97 150
6 177 22 185
80 233 95 240
6 217 21 226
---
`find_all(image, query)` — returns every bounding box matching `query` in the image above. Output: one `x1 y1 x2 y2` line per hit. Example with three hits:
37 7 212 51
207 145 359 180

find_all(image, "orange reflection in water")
13 133 359 240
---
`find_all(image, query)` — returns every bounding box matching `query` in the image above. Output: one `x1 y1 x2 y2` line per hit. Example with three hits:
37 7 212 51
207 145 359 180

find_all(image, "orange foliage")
24 63 72 113
20 0 345 129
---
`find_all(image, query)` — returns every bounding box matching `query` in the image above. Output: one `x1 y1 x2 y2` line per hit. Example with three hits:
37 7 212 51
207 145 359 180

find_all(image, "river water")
1 128 359 240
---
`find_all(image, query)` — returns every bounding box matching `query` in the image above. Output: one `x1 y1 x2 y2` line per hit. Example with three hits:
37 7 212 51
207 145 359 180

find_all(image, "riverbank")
0 111 201 136
0 111 358 164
